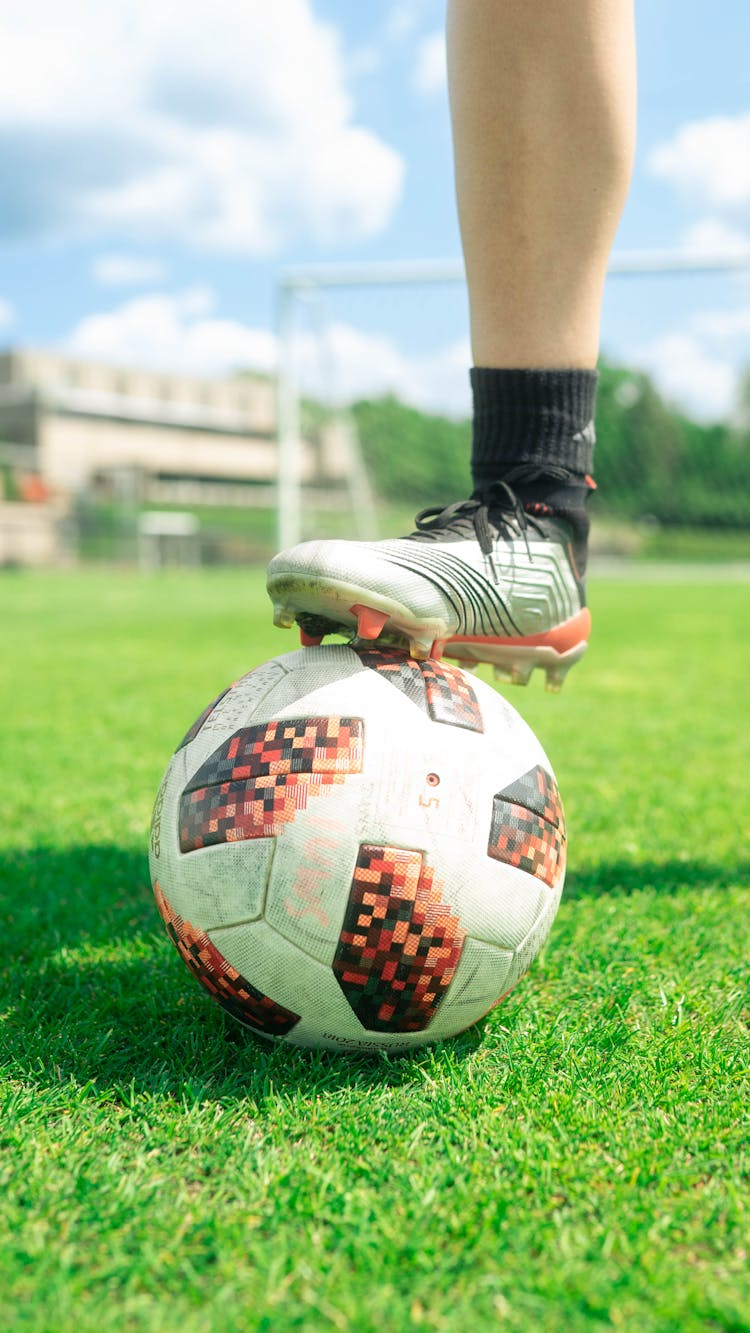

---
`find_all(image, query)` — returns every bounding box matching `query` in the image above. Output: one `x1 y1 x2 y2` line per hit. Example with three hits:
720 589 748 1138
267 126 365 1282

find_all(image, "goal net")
277 250 750 563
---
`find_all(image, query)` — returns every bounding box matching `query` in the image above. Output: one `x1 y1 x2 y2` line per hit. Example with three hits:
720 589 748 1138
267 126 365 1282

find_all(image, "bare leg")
447 0 636 369
267 2 637 680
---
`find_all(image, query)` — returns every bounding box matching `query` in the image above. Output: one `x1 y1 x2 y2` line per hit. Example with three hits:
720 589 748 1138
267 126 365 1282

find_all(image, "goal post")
275 248 750 552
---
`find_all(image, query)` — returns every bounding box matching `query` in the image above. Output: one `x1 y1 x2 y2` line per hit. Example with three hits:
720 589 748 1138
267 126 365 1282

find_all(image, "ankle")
470 367 598 492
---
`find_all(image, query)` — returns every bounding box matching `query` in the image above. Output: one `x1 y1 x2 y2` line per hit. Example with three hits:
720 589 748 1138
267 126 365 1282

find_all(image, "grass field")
1 568 748 1333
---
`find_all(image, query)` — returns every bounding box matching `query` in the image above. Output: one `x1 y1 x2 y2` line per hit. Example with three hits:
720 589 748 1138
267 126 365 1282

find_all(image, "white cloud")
293 321 470 416
410 339 472 417
63 288 472 416
627 121 750 421
679 218 750 256
0 0 404 253
91 254 168 287
66 288 276 376
0 297 14 329
649 114 750 209
413 32 447 96
632 332 736 421
691 305 750 340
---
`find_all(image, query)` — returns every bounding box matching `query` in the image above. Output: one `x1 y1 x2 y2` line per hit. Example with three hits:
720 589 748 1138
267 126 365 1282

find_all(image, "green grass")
636 525 750 563
1 569 748 1333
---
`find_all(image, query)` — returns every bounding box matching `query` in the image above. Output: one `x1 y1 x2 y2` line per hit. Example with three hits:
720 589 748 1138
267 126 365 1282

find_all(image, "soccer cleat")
272 604 296 629
266 472 592 688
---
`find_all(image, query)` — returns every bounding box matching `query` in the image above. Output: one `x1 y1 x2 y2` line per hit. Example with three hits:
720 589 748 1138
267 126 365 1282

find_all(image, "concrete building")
0 348 348 506
0 498 69 566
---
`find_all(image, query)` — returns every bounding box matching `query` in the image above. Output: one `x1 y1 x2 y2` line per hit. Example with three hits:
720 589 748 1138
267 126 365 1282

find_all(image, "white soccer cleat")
267 486 591 689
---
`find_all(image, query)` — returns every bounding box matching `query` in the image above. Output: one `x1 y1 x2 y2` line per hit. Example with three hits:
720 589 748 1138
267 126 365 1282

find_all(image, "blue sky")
1 0 750 420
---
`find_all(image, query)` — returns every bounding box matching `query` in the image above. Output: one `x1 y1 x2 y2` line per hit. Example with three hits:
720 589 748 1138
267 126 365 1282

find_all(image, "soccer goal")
276 248 750 560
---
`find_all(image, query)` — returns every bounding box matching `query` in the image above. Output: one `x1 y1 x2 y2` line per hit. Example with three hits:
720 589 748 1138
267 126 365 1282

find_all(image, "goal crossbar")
276 248 750 549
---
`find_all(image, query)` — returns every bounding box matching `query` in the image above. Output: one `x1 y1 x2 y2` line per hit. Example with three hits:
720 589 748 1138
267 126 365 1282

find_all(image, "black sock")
470 367 598 492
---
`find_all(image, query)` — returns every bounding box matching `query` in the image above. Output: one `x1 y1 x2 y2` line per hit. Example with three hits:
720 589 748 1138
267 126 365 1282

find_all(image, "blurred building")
0 347 348 506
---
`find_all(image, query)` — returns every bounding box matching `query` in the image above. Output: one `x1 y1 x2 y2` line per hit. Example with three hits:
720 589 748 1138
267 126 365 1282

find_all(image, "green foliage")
349 365 750 528
351 395 471 505
1 569 748 1332
595 363 687 514
0 460 20 501
595 361 750 526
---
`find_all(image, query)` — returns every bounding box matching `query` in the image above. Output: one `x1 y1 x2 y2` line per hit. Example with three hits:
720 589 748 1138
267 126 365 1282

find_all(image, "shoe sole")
268 571 590 692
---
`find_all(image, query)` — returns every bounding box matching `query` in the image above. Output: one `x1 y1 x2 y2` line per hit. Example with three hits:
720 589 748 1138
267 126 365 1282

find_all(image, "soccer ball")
149 645 566 1053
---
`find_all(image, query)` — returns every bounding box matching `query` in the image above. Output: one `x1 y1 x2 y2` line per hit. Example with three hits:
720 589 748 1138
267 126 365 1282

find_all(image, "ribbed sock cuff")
470 367 598 486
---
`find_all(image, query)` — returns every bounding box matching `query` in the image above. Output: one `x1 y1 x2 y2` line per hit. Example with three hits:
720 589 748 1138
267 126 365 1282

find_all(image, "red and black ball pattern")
357 650 484 733
179 716 364 851
488 764 566 889
333 844 466 1032
153 881 300 1035
420 658 486 732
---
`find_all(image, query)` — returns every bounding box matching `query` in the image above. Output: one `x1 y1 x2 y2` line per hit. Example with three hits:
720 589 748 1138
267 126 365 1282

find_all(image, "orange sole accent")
299 630 323 647
447 607 591 656
350 602 390 641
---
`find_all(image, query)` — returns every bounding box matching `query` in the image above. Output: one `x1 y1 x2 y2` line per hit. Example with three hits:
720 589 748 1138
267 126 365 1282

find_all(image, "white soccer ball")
149 645 566 1052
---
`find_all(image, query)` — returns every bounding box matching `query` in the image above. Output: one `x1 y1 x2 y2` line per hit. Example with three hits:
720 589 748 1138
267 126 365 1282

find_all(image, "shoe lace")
411 463 572 565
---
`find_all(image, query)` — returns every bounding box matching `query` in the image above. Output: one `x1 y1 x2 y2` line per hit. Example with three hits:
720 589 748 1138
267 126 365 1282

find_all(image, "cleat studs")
493 664 514 684
350 603 390 641
545 664 570 693
510 662 534 687
273 604 296 630
430 638 447 660
408 635 433 661
299 629 323 648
